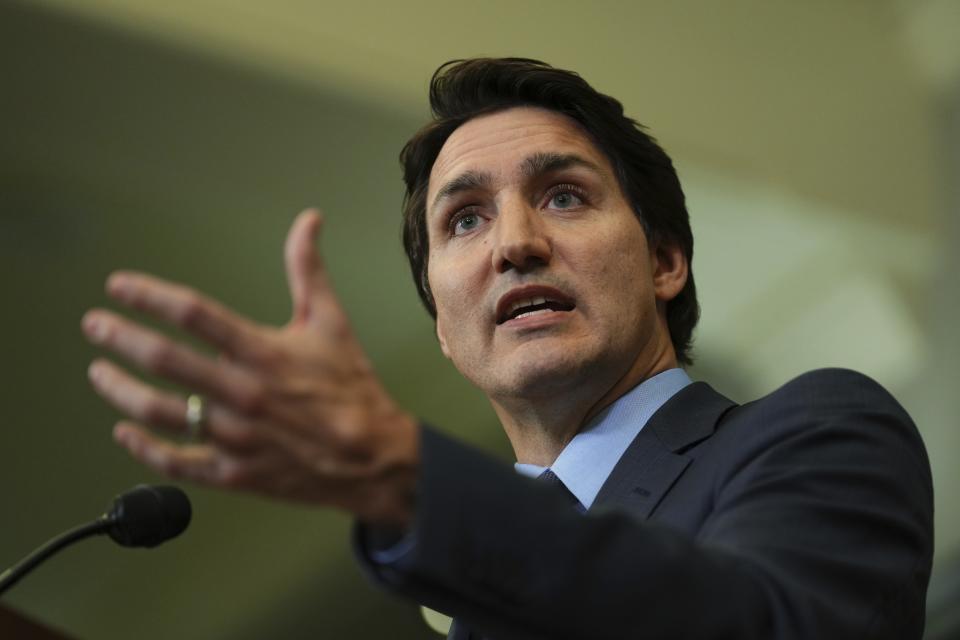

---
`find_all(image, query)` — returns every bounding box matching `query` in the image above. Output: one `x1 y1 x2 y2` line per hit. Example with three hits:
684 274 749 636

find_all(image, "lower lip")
499 309 573 331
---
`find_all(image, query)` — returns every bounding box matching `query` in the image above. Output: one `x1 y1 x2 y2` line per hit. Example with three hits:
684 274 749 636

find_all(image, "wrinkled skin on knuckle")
331 423 371 462
217 421 264 453
323 405 385 469
154 453 182 479
174 293 206 330
234 378 268 416
217 459 251 489
144 341 176 375
139 393 166 424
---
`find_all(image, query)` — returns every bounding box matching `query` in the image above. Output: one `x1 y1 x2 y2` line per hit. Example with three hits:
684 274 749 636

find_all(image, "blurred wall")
1 1 957 637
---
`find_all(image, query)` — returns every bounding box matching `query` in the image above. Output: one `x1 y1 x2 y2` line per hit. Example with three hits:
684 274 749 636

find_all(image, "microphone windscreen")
107 485 192 548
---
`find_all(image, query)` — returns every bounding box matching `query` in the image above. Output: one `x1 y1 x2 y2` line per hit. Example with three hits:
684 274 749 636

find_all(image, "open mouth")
497 295 576 325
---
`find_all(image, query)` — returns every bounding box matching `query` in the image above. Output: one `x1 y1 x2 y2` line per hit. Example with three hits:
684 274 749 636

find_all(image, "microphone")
106 485 192 548
0 485 191 596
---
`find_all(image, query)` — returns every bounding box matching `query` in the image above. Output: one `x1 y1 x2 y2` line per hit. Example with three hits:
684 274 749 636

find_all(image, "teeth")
507 296 551 317
514 308 552 320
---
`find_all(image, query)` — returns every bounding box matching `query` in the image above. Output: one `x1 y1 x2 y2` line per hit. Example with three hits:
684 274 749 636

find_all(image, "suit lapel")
448 382 736 640
592 382 736 518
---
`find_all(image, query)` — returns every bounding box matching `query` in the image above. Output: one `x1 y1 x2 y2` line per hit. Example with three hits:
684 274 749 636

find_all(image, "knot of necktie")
538 468 585 513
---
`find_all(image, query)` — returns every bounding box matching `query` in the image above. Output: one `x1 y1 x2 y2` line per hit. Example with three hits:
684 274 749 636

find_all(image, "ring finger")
88 358 259 451
83 308 259 408
89 358 190 434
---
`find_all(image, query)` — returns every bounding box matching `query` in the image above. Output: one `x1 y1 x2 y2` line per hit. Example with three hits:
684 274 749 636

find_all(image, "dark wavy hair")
400 58 699 365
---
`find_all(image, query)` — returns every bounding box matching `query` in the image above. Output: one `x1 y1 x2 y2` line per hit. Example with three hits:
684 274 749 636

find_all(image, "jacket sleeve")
354 369 934 640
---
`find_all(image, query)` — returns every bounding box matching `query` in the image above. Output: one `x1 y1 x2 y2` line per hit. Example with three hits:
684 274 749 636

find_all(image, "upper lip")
495 284 576 325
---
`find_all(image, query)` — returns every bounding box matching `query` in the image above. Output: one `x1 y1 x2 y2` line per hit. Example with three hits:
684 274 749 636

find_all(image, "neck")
492 341 678 466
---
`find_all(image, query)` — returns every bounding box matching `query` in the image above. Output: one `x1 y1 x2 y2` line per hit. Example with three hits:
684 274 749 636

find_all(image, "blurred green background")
2 1 958 637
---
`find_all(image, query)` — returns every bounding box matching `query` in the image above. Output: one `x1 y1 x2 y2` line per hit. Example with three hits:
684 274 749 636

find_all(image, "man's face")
426 107 675 403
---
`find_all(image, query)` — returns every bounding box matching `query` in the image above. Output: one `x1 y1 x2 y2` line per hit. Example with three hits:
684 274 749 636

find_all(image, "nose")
491 202 553 273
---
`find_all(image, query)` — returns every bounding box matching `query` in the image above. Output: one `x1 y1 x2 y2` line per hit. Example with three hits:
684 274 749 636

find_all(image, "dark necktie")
453 470 585 639
538 468 586 513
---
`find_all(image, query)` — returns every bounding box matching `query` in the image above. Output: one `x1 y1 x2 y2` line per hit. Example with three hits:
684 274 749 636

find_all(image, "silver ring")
185 394 208 442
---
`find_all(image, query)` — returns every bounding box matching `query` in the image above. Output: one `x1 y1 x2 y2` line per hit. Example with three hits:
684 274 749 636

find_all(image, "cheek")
429 270 464 321
427 253 457 311
428 245 489 309
428 255 484 347
575 229 649 286
572 229 655 326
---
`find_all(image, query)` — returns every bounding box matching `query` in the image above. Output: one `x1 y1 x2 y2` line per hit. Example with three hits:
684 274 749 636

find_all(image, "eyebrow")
430 152 605 216
431 170 493 214
520 152 604 179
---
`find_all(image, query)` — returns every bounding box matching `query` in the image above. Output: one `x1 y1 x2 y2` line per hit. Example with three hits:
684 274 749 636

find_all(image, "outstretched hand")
82 210 419 526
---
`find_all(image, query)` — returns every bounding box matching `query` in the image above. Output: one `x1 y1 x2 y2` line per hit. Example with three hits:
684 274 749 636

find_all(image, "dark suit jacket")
357 369 933 639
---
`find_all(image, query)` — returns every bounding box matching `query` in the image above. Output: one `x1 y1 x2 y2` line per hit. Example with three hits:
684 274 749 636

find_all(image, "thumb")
284 208 331 325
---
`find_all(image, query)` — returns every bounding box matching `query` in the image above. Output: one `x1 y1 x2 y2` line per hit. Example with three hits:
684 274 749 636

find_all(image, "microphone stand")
0 515 112 597
0 485 190 597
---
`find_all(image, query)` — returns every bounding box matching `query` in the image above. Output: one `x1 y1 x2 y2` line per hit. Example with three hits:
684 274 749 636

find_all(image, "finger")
88 358 187 431
104 270 263 361
284 209 343 327
88 358 262 452
83 309 261 410
113 421 230 484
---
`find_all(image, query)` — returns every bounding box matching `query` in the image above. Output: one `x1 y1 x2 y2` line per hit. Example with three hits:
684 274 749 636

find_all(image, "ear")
436 318 452 359
650 239 688 303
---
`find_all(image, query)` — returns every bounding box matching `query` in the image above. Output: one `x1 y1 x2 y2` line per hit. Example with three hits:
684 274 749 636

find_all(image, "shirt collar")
515 368 692 510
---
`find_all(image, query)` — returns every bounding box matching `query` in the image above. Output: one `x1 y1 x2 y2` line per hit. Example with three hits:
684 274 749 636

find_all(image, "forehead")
427 107 609 205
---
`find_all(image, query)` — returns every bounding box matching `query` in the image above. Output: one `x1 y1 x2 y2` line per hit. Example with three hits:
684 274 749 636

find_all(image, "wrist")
358 411 420 528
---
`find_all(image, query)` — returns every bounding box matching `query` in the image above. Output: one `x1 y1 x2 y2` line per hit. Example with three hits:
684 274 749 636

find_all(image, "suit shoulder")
778 367 893 394
744 367 909 421
711 369 928 478
708 368 925 458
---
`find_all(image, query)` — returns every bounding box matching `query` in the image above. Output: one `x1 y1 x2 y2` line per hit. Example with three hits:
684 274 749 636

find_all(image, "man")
83 58 933 639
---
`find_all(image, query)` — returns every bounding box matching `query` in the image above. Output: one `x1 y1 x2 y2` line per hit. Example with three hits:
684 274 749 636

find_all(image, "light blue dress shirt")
370 367 692 563
515 367 692 510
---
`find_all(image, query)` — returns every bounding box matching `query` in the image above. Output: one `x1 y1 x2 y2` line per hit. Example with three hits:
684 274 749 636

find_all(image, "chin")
492 348 605 398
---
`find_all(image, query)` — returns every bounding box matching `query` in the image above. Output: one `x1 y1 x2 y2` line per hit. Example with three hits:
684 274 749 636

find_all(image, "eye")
550 192 580 209
545 184 586 210
450 209 484 236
